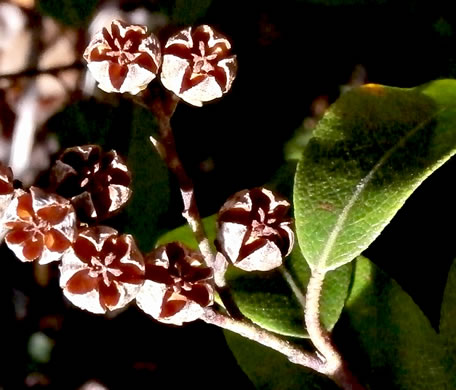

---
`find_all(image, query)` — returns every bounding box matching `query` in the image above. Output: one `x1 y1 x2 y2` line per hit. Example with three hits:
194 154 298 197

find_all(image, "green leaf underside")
440 258 456 387
344 256 449 389
294 80 456 271
225 331 338 390
157 215 352 338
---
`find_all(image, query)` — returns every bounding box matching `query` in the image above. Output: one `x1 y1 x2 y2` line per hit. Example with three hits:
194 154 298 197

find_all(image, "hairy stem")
305 270 365 390
146 90 214 268
201 306 325 374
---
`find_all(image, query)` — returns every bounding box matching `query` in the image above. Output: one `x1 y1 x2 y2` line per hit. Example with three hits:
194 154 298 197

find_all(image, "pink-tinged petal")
132 52 159 73
16 194 34 221
179 67 207 94
108 63 129 90
66 270 98 294
99 282 121 310
117 264 145 285
44 229 71 252
0 165 13 195
181 284 212 307
164 43 193 62
160 292 187 318
22 235 44 261
73 236 98 264
37 205 69 225
6 228 33 244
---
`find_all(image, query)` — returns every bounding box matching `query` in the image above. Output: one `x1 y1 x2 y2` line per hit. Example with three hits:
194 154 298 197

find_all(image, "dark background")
1 0 456 388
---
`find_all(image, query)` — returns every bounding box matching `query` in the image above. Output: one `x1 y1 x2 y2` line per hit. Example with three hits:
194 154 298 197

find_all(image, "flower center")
89 252 123 286
106 39 140 65
191 41 217 74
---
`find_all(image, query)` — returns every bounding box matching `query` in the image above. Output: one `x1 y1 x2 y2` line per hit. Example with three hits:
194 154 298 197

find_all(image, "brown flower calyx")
0 163 13 196
216 187 295 272
60 226 145 314
3 187 77 264
0 163 14 231
160 25 237 107
136 242 214 325
50 145 131 222
84 19 162 95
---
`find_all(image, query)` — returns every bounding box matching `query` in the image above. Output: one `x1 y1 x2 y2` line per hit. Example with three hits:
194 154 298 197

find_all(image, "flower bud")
160 24 237 106
0 163 14 228
136 242 213 325
216 188 294 272
3 187 77 264
50 145 131 222
84 19 161 95
60 226 145 314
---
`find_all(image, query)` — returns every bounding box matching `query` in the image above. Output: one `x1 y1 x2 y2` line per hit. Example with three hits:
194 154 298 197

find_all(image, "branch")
145 90 215 268
201 306 326 374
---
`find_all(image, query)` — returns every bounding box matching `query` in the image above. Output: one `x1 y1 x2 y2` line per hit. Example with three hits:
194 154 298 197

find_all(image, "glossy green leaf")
440 258 456 387
294 80 456 271
343 256 449 389
157 216 352 337
225 331 338 390
124 107 170 252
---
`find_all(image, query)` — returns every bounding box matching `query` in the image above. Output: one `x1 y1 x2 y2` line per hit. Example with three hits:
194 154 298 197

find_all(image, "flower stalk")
146 90 215 269
305 270 366 390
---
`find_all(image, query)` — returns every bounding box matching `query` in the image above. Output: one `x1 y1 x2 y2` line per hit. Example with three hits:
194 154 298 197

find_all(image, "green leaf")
294 80 456 271
38 0 97 27
343 256 449 389
157 215 352 338
228 249 352 337
224 331 338 390
156 214 217 250
440 258 456 387
124 107 170 252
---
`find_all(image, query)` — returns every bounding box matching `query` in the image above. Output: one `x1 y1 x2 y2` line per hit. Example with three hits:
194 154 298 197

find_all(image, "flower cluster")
3 21 295 327
84 20 237 106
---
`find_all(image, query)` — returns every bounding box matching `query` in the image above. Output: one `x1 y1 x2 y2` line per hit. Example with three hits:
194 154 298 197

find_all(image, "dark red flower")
3 187 77 264
216 187 294 271
84 19 161 95
160 25 237 106
136 242 213 325
50 145 131 222
60 226 145 314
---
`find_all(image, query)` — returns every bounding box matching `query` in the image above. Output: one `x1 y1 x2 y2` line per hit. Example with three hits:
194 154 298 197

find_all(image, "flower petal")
22 235 44 261
66 269 98 294
44 229 71 252
99 281 121 310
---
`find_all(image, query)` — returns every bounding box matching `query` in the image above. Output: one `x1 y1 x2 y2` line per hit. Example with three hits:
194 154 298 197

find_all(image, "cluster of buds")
2 154 293 324
2 20 296 327
84 20 237 106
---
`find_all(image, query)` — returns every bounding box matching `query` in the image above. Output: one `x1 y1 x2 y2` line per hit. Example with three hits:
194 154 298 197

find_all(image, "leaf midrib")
316 109 444 271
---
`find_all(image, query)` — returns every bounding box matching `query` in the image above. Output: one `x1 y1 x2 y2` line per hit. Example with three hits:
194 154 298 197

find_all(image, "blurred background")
1 0 456 389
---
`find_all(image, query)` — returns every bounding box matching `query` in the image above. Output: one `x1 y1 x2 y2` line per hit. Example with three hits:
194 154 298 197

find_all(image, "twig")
305 270 365 390
201 306 326 374
146 90 215 268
